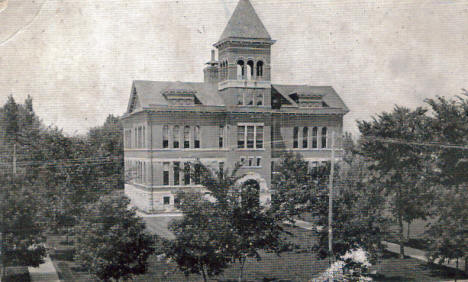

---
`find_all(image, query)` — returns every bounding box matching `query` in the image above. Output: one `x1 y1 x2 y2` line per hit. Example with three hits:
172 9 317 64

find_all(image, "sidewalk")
28 254 60 282
383 241 466 271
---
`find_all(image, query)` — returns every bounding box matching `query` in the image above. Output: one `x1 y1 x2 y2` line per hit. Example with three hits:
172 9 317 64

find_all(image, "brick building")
122 0 349 213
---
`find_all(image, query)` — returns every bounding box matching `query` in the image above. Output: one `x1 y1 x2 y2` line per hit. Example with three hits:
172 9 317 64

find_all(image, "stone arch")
236 172 270 206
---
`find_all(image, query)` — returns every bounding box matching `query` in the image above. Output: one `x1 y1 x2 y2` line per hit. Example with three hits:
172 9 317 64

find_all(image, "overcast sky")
1 0 467 136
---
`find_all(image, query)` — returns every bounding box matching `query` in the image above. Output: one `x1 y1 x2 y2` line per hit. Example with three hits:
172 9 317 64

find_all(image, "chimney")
204 50 219 84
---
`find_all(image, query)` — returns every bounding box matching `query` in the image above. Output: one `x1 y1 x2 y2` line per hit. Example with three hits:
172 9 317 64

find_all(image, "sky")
0 0 467 136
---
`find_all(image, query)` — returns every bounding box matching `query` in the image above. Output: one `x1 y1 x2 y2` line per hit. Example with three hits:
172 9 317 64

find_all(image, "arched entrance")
236 173 271 206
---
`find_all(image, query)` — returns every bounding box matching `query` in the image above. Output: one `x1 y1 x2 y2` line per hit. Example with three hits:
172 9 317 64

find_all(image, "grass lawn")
46 223 468 282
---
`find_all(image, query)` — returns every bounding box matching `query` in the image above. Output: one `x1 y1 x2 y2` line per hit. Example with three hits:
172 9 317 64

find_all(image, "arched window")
219 126 224 148
237 60 245 80
163 125 169 148
303 127 308 148
184 126 190 148
194 126 200 148
256 61 264 77
247 60 254 80
173 125 179 148
321 127 328 148
293 126 299 148
312 127 318 149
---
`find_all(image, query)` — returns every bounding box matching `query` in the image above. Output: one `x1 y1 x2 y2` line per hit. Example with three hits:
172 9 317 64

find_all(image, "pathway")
28 254 60 282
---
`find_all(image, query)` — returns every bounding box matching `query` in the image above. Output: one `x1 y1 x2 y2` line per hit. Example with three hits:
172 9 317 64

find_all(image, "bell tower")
214 0 275 108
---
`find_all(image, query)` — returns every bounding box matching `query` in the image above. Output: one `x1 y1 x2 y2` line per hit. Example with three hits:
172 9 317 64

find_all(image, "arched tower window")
237 60 245 80
256 61 264 77
312 127 318 149
247 60 254 80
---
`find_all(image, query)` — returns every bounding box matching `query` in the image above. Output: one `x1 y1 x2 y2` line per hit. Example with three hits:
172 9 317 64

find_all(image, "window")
142 126 146 148
247 126 255 148
303 127 308 148
219 162 224 176
312 127 318 149
256 157 261 167
194 163 201 184
184 162 190 185
237 60 245 80
237 126 245 148
248 157 254 167
293 127 299 148
247 60 254 80
321 127 328 148
238 124 264 149
163 125 169 148
237 94 243 105
240 157 246 165
173 126 179 148
219 126 224 148
163 196 170 205
174 197 180 208
246 93 253 105
134 129 137 149
184 126 190 148
173 162 180 186
163 162 169 185
256 93 263 106
256 126 263 149
194 126 200 148
256 61 264 77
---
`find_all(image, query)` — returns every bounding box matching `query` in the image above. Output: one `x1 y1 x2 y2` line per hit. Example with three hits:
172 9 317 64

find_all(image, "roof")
127 80 224 112
219 0 271 42
272 84 349 112
126 80 348 114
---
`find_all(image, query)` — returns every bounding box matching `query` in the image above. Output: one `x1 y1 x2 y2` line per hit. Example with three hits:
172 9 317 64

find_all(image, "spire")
218 0 271 42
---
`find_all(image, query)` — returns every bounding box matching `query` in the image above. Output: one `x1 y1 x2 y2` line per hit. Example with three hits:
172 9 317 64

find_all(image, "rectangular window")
163 125 169 148
321 127 328 148
219 126 224 148
256 93 263 106
184 126 190 148
173 162 180 186
247 126 255 148
173 126 180 148
312 127 318 149
184 162 191 185
240 157 245 166
303 127 308 148
237 126 245 148
256 126 263 149
219 162 224 176
143 126 146 148
246 93 253 105
256 157 261 167
237 94 243 105
174 197 180 208
163 162 169 186
248 157 254 167
293 127 299 148
194 126 200 148
163 196 170 205
194 163 201 185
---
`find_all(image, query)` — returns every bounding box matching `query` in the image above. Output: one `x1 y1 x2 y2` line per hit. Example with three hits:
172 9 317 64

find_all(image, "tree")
73 195 155 281
166 192 231 281
425 94 468 273
315 151 390 262
358 106 433 257
271 152 328 222
0 177 46 276
168 163 290 281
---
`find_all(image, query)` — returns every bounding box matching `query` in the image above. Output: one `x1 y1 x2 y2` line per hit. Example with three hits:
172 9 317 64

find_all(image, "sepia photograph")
0 0 467 281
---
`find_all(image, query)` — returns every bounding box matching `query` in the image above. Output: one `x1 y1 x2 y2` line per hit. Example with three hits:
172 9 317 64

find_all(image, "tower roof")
218 0 271 42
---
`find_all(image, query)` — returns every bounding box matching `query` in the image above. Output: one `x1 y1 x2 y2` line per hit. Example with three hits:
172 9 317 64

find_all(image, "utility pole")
328 131 335 264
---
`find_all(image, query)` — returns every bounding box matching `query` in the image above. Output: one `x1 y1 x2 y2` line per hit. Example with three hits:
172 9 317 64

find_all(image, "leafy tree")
0 177 46 276
425 185 467 273
169 163 290 281
358 106 433 257
166 192 231 281
425 94 468 273
73 195 155 281
315 151 390 262
271 152 329 222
